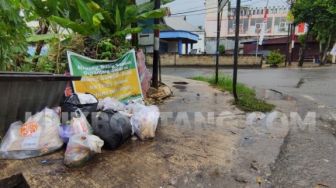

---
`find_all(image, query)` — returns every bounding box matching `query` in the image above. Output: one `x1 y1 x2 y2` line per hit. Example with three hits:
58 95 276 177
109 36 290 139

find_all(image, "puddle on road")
172 81 189 92
173 85 187 91
173 81 189 85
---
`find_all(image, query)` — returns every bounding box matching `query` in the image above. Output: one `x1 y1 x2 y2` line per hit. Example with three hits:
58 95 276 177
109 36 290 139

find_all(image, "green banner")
67 50 143 102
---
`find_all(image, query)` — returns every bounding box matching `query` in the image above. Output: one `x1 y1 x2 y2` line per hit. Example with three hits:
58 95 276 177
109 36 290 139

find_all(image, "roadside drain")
0 173 29 188
173 81 189 85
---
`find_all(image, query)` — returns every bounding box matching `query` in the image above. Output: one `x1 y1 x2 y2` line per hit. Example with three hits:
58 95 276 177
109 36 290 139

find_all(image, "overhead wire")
170 7 216 15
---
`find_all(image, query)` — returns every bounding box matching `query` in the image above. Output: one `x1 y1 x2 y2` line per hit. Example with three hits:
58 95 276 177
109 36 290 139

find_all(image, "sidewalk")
263 62 335 69
0 76 291 187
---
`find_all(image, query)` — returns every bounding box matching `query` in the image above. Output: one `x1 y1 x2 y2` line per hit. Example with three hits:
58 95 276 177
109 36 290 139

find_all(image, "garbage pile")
0 92 160 168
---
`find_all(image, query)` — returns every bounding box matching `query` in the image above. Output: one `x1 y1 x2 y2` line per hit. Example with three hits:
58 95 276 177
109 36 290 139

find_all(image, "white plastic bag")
70 109 92 135
64 134 104 167
97 97 126 111
125 101 145 114
130 105 160 140
0 108 63 159
77 93 98 104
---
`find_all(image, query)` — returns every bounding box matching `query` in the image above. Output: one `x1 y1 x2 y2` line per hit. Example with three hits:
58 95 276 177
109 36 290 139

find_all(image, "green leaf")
143 24 169 30
27 34 59 42
87 1 101 12
76 0 93 24
125 5 138 22
92 12 104 26
136 8 168 20
115 5 121 31
113 27 143 36
137 1 154 14
50 16 95 35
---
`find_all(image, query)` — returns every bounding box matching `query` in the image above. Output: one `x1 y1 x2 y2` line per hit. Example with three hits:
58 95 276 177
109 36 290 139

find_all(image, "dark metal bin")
0 72 81 137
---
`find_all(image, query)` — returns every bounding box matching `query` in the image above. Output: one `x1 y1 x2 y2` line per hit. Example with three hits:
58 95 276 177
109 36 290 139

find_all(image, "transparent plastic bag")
58 109 92 144
97 97 126 112
0 108 63 159
77 93 98 105
125 101 145 115
70 109 92 135
64 134 104 167
58 123 74 143
130 105 160 140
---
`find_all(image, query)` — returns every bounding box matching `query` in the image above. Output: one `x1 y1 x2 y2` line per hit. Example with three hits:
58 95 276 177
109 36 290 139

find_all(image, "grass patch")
192 75 275 112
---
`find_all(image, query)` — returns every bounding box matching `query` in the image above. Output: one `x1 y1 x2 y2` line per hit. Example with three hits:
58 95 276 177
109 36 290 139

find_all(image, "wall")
192 31 205 54
145 53 262 67
243 42 319 61
205 38 239 54
168 42 178 53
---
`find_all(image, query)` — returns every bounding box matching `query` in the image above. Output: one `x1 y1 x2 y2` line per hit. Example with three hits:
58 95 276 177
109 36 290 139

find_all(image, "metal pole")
159 55 162 82
288 0 294 66
233 0 241 101
289 23 294 65
215 1 221 84
286 22 291 66
256 35 259 59
152 0 160 88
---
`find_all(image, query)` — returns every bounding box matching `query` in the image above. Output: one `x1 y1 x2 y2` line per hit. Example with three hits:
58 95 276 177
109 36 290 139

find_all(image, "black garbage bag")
61 93 98 112
61 93 98 124
91 110 132 150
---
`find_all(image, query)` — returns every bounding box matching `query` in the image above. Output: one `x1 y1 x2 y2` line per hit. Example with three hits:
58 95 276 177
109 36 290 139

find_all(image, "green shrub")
267 50 285 66
219 45 225 55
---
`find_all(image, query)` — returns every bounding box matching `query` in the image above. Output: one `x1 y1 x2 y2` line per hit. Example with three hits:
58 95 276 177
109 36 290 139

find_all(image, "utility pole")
232 0 241 101
215 0 228 84
286 22 291 66
215 6 221 84
152 0 160 88
131 0 138 48
288 0 294 66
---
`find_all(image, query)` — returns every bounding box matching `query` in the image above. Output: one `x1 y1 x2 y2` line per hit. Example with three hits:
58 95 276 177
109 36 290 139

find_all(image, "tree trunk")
32 21 49 64
131 23 138 48
131 0 138 48
321 34 332 65
298 26 311 67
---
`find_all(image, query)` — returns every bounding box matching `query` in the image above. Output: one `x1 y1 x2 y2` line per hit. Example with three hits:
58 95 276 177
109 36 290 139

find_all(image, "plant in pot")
266 50 285 67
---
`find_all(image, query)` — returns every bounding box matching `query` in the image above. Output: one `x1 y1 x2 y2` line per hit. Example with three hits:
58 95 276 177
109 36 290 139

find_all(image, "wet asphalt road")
161 66 336 109
161 65 336 187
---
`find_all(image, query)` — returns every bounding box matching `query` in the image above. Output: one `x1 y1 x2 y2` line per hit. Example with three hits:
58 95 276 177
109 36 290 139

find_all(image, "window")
232 23 245 33
279 22 288 32
255 23 262 34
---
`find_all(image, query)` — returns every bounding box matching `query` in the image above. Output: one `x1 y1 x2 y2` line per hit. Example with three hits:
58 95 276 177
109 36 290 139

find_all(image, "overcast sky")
166 0 289 27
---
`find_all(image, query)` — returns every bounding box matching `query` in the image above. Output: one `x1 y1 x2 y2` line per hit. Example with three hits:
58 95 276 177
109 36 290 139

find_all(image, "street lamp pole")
233 0 241 101
152 0 160 89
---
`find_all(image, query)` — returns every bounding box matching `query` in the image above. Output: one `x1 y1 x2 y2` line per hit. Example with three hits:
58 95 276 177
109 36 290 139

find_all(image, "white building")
205 0 306 53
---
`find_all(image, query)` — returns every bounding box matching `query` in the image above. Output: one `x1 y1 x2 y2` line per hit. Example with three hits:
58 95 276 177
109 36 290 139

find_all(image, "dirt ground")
1 76 286 188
